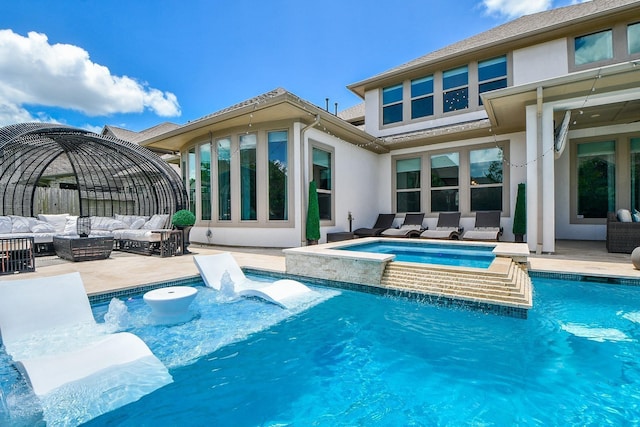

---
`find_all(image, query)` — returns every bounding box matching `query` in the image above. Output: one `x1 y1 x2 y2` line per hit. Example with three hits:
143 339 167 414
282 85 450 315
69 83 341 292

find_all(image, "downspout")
300 114 321 245
536 86 544 255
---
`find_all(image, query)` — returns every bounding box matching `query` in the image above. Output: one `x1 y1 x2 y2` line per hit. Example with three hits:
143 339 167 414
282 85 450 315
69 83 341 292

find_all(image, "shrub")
172 209 196 227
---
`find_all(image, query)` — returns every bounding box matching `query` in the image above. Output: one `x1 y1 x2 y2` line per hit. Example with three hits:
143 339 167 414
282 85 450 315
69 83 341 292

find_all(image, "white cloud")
0 29 181 126
481 0 552 18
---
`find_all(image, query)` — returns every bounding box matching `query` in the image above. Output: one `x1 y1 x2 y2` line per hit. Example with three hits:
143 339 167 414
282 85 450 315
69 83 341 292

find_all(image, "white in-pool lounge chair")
381 213 425 238
0 272 172 425
420 212 462 240
462 211 503 241
193 252 315 309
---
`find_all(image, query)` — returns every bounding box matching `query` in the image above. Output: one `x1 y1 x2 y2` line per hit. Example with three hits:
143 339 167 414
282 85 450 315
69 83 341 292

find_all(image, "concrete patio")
0 240 637 297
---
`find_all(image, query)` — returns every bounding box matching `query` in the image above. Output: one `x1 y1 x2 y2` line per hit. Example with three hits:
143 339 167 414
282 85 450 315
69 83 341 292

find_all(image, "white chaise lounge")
0 272 172 425
193 252 315 309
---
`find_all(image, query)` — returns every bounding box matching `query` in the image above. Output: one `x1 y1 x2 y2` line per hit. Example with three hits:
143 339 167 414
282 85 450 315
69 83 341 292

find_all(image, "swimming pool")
336 240 496 268
2 273 640 425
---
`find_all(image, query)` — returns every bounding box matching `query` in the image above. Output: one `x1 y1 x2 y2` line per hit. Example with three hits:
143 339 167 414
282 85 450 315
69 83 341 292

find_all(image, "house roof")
139 88 388 154
102 122 180 145
348 0 640 97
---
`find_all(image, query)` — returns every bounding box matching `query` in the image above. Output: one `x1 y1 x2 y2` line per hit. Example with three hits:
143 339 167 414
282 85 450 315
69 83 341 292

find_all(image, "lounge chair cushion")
421 229 457 239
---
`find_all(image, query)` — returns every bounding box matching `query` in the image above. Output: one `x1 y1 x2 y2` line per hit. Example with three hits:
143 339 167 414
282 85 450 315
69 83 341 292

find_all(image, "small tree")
513 183 526 242
306 181 321 244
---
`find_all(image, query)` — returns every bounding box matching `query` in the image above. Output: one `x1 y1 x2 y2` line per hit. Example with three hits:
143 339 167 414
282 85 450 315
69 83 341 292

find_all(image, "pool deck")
0 240 638 296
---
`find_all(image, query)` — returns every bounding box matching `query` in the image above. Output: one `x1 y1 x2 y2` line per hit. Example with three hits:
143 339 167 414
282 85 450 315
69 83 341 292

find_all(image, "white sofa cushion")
37 213 69 233
0 216 12 233
142 214 170 230
130 218 146 229
10 216 35 233
91 216 128 231
30 220 57 233
112 229 163 242
115 214 149 228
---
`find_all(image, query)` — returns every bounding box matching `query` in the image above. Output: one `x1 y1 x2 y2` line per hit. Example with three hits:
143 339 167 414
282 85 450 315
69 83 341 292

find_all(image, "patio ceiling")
483 61 640 134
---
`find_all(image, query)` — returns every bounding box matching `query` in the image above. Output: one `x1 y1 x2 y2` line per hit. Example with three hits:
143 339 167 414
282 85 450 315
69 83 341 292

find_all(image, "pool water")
337 240 496 268
2 275 640 425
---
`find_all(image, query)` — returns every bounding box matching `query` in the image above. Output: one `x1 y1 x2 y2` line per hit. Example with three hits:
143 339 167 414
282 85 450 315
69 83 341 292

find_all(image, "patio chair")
381 213 425 238
462 211 503 241
353 213 396 237
420 212 462 240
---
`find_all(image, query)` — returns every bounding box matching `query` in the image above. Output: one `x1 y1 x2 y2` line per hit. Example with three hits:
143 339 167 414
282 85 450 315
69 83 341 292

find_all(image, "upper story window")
574 29 613 66
629 22 640 55
382 84 403 124
443 66 468 113
411 76 434 119
478 56 507 105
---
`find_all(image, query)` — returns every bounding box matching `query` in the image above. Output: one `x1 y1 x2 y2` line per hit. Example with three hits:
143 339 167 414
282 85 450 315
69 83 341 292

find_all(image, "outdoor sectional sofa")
0 213 172 256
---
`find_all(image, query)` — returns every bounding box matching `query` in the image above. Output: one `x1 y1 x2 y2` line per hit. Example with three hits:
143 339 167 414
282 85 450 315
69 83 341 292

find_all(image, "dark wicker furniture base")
53 236 114 262
115 230 182 257
1 237 35 275
606 212 640 253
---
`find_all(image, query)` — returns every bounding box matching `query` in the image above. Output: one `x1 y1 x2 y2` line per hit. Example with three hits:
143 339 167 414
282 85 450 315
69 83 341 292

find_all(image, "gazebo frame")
0 123 186 217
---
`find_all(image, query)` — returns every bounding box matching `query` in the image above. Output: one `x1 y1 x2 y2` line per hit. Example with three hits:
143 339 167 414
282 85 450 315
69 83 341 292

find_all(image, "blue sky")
0 0 585 133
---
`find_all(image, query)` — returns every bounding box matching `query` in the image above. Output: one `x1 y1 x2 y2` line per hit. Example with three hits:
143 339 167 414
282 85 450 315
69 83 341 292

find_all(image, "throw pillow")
37 213 69 233
129 218 146 230
62 216 79 236
142 214 169 230
617 209 633 223
633 209 640 223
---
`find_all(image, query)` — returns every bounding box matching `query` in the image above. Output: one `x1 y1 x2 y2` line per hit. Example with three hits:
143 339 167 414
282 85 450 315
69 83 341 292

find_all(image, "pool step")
380 257 532 310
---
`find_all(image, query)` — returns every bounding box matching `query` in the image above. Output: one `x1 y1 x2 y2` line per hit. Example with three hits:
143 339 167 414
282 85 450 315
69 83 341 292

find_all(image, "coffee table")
53 236 114 262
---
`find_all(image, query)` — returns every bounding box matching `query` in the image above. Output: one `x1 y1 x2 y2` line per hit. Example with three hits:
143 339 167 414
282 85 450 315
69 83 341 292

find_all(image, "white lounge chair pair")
419 211 502 241
0 272 172 425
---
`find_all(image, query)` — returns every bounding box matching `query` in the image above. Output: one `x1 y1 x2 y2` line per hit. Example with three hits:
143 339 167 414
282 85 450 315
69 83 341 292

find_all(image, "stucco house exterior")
140 0 640 252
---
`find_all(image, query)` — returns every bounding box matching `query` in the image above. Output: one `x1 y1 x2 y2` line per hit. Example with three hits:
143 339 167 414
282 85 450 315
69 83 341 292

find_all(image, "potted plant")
172 209 196 254
513 183 526 243
306 181 321 245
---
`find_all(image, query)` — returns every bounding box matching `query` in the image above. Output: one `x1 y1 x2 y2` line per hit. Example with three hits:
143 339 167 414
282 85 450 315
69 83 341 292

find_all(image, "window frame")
381 83 404 125
309 141 335 225
392 142 510 216
478 56 507 106
442 65 469 114
569 22 640 71
394 156 423 213
410 75 434 120
570 134 640 225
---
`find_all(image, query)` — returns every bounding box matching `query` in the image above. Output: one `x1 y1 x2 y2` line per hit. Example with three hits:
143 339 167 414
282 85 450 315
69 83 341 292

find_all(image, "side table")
53 236 114 262
151 230 183 257
327 231 355 243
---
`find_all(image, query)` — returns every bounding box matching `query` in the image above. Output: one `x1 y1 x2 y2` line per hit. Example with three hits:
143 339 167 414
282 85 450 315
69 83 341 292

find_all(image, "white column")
525 104 538 252
541 104 556 253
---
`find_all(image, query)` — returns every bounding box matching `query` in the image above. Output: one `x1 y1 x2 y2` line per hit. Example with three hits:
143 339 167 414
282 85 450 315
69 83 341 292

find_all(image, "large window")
470 147 503 211
268 131 288 220
478 56 507 105
382 84 403 125
574 29 613 66
631 138 640 210
312 147 332 220
629 22 640 55
200 144 211 221
240 134 257 221
443 66 468 113
187 147 196 214
396 158 421 213
576 141 616 219
431 152 459 212
217 138 231 221
411 76 434 119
